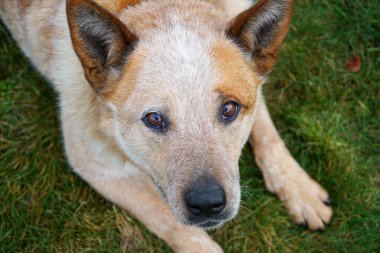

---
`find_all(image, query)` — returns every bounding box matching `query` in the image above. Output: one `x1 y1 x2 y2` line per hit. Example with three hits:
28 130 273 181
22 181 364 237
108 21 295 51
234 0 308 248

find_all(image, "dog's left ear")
228 0 294 75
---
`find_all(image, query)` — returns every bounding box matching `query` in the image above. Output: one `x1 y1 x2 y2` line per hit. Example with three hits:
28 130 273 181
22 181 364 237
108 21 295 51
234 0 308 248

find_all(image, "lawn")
0 0 379 252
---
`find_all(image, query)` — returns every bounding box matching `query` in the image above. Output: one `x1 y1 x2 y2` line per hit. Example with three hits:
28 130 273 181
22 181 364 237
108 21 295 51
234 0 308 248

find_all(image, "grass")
1 0 379 252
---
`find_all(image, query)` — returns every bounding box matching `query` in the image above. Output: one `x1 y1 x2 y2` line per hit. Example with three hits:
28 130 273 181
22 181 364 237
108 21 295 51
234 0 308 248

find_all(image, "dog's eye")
222 102 240 122
143 112 166 131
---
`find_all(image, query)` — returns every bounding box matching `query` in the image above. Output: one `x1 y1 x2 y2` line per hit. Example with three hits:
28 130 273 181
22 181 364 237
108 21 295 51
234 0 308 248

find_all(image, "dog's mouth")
184 211 233 230
195 220 225 230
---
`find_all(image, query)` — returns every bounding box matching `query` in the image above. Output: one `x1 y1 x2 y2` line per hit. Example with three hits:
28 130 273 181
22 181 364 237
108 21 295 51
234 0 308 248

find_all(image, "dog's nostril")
185 177 226 217
188 205 202 215
212 202 224 210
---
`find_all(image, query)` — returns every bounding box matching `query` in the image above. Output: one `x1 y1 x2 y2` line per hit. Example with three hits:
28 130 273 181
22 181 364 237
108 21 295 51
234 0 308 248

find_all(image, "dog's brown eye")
222 102 240 122
143 112 166 131
146 113 163 127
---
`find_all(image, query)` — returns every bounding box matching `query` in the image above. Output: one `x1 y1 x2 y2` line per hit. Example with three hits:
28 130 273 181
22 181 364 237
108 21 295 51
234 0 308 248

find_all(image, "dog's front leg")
75 166 223 253
249 90 332 230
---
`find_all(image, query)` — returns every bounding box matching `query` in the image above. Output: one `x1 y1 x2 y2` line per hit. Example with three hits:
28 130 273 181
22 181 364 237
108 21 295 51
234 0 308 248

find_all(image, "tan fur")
0 0 332 251
211 41 260 113
118 0 228 38
96 0 141 13
102 51 145 106
18 0 33 15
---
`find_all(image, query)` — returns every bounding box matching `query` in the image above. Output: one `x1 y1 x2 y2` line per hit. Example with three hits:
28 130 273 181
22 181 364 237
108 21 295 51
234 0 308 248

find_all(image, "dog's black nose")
185 177 226 217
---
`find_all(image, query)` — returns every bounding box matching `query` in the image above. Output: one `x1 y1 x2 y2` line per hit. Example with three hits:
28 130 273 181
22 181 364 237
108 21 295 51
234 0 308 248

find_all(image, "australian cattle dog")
0 0 332 251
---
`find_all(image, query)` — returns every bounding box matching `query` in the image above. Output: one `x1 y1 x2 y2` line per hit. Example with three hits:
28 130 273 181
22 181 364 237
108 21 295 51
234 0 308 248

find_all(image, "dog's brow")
214 85 257 112
217 90 248 109
211 42 260 113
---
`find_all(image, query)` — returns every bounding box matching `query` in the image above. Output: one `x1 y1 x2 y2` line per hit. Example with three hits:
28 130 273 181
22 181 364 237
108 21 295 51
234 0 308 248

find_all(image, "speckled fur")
0 0 331 251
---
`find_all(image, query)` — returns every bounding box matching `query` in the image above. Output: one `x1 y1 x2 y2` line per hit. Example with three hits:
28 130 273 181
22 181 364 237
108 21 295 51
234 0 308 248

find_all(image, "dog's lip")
195 220 224 230
198 220 220 227
185 210 234 229
189 218 224 228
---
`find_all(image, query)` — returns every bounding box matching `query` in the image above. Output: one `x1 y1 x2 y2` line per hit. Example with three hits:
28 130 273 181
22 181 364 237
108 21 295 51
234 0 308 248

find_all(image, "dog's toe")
323 197 332 206
298 220 307 228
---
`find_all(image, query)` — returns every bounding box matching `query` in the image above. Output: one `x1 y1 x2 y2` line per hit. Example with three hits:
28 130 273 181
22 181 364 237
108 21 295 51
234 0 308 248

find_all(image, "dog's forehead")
134 34 259 111
112 1 260 121
120 0 228 90
119 0 228 38
136 30 219 97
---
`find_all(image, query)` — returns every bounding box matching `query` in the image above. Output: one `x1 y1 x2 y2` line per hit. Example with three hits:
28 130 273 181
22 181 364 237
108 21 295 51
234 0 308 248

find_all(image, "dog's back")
0 1 65 76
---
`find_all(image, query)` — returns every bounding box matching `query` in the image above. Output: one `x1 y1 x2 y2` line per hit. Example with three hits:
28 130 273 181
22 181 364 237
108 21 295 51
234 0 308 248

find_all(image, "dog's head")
67 0 293 229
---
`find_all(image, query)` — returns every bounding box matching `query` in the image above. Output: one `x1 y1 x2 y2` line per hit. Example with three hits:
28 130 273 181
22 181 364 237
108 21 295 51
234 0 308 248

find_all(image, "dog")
0 0 332 252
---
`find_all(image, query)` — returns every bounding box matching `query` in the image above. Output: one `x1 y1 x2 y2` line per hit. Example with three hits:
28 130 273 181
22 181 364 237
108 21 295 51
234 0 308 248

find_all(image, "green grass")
1 0 379 252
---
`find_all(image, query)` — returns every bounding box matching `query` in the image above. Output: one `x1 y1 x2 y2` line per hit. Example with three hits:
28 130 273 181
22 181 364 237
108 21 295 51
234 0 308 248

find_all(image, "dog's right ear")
67 0 137 93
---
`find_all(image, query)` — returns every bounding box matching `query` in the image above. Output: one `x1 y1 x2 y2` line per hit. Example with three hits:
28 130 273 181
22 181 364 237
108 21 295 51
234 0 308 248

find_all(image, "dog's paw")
276 170 333 231
171 228 223 253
